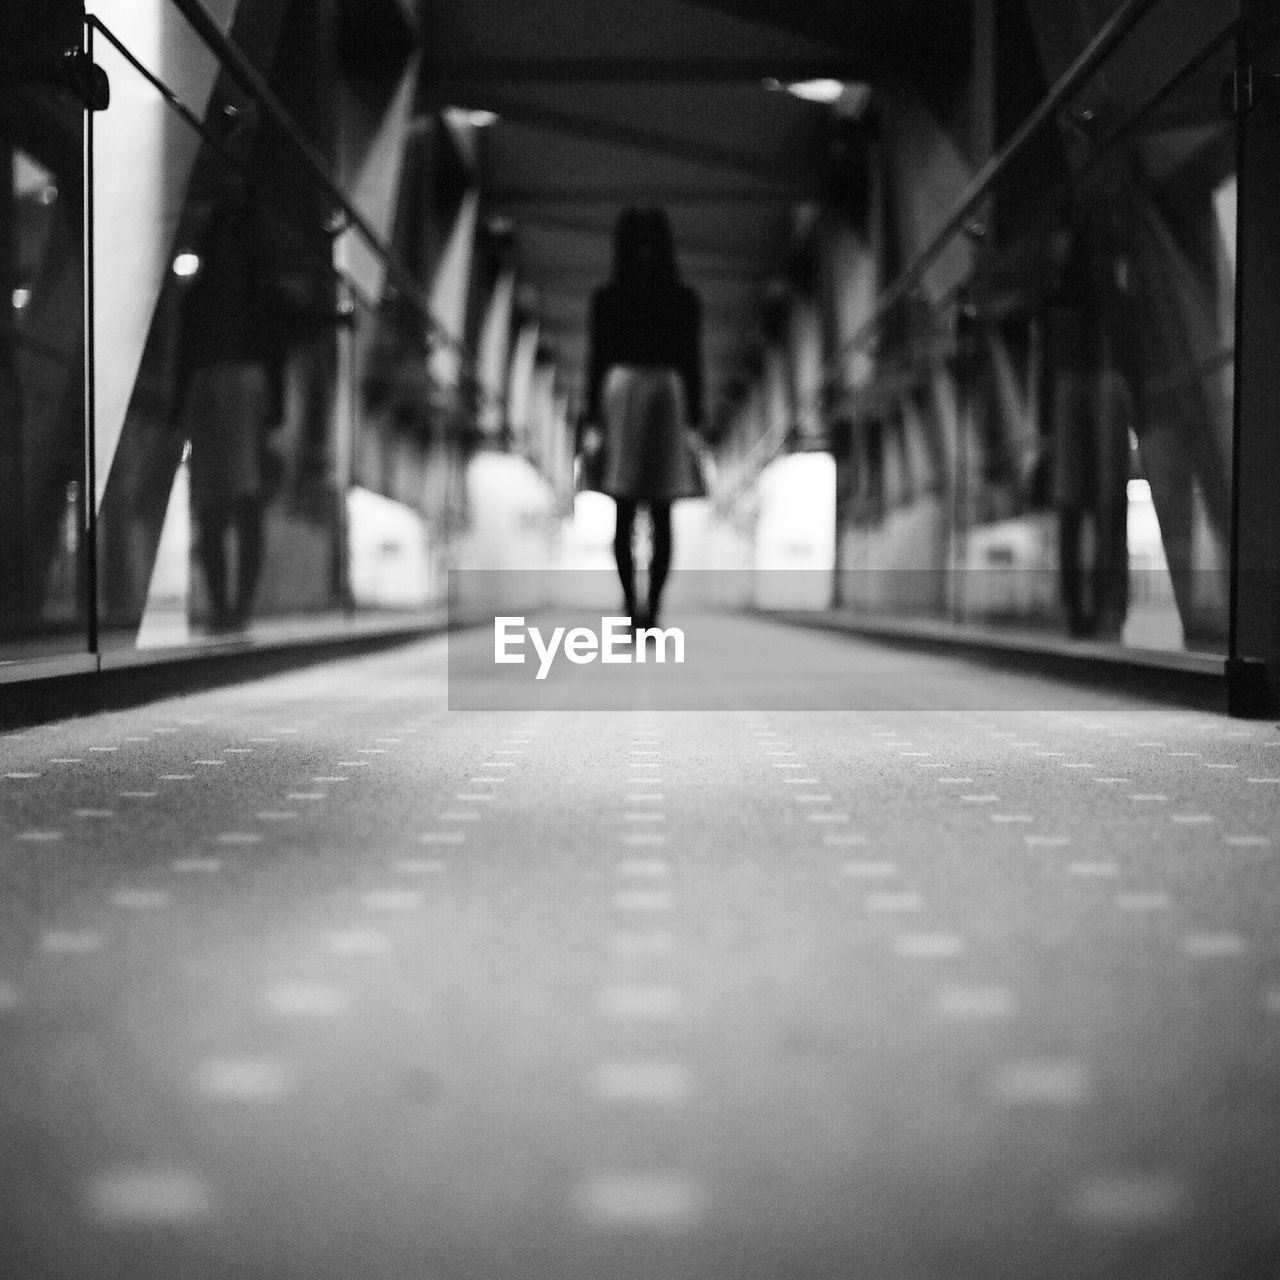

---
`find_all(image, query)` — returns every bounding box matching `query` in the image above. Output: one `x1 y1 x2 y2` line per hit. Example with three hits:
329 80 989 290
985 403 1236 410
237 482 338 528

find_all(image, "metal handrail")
825 0 1169 381
161 0 469 364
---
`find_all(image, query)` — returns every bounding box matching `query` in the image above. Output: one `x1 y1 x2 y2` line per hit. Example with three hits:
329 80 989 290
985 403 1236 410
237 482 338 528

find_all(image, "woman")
583 207 705 628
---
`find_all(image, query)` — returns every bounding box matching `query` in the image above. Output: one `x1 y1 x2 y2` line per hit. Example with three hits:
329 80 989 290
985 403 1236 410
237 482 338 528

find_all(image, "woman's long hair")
612 206 679 288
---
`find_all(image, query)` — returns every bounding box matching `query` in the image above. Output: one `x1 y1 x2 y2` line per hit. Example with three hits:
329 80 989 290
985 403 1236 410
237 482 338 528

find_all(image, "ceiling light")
172 252 201 278
785 79 845 104
446 107 499 128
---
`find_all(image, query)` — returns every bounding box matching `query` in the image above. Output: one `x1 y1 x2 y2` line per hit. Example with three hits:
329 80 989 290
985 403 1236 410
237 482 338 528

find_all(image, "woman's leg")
613 498 638 618
648 501 673 624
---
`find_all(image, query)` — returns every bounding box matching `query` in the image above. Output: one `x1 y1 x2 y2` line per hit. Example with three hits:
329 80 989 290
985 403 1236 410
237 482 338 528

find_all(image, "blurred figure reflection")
174 105 282 632
582 207 705 628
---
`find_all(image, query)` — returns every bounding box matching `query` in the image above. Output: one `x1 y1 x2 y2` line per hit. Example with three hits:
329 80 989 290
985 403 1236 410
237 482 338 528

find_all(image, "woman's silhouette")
584 207 705 628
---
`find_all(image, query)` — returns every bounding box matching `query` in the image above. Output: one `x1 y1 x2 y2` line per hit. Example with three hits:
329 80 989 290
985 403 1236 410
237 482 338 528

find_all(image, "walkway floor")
2 617 1278 1278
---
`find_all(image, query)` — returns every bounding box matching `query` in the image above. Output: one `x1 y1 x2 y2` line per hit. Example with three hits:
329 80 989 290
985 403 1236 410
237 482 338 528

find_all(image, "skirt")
182 361 271 506
601 364 706 501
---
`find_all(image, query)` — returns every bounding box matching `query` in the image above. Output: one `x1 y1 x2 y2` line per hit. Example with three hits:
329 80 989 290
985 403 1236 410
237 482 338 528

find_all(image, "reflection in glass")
0 47 88 659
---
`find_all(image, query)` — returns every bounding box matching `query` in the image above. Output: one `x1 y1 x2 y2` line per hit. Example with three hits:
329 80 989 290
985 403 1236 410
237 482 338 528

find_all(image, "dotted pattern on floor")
1 619 1279 1280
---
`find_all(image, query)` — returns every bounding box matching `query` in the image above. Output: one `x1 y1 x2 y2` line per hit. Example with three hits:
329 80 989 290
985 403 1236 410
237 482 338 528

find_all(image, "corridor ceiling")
416 0 970 431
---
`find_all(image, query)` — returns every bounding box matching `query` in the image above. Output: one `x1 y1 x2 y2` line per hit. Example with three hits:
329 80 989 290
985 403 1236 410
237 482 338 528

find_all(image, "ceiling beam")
446 93 818 185
488 184 814 204
500 210 775 266
426 55 870 84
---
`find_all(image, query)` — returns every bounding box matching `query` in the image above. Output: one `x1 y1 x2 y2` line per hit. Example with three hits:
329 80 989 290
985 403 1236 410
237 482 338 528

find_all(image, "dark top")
585 279 704 428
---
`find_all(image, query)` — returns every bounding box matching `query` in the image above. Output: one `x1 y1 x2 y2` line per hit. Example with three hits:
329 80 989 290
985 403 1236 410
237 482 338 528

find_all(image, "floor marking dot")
75 809 114 818
807 813 849 824
794 793 832 803
614 889 674 911
1025 835 1071 848
896 933 966 959
6 772 42 780
40 930 104 954
194 1057 289 1101
994 1059 1090 1105
193 760 225 767
159 774 196 782
865 890 923 912
1181 931 1247 957
286 791 327 801
991 814 1034 824
1115 890 1172 912
312 775 349 784
172 857 223 874
601 985 682 1019
617 859 670 877
1128 794 1168 802
960 794 1000 803
222 748 254 755
1246 777 1280 784
111 889 172 910
85 1166 215 1225
263 982 348 1017
623 812 665 823
438 811 479 821
622 832 668 846
840 860 897 878
16 829 64 843
393 857 445 875
937 778 976 785
589 1061 693 1104
609 932 674 957
327 929 392 956
363 889 425 911
335 761 370 769
88 746 119 753
419 831 467 844
934 983 1017 1019
1202 763 1237 769
215 832 263 846
1063 1173 1187 1229
0 981 20 1012
1093 777 1130 784
48 757 83 764
573 1172 703 1232
454 792 495 802
1224 835 1271 848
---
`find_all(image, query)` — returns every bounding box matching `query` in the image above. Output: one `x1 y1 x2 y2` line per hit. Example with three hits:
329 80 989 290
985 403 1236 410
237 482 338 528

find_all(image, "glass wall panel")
0 10 89 661
92 8 350 647
827 0 1239 656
